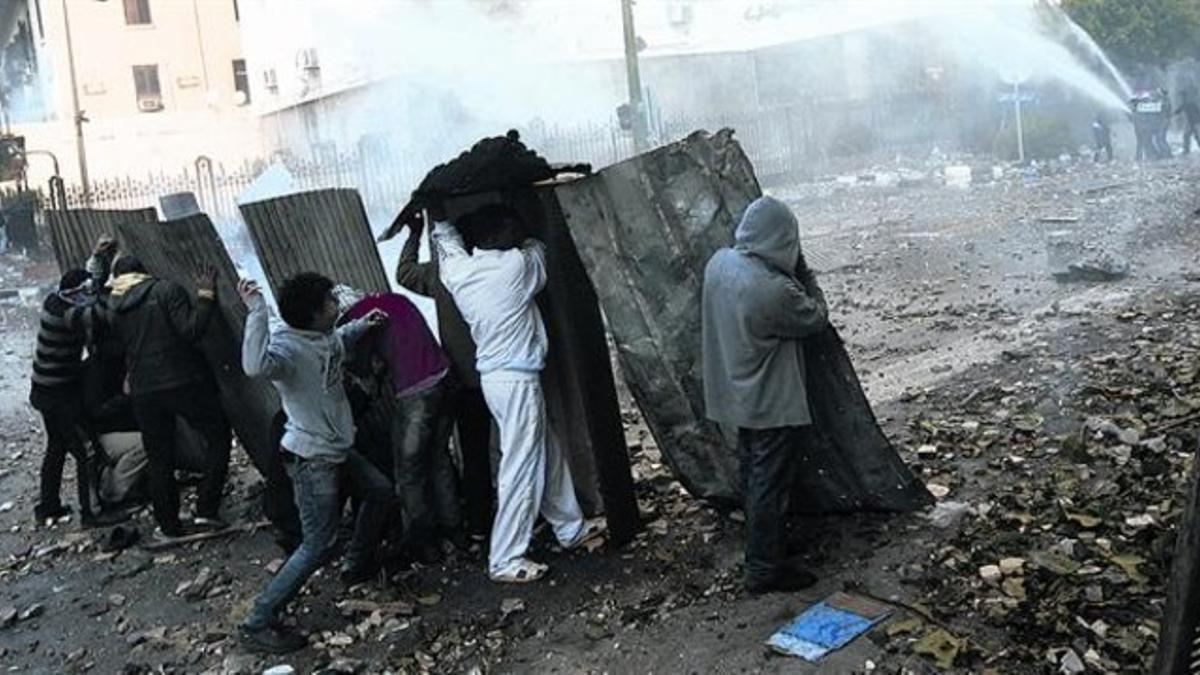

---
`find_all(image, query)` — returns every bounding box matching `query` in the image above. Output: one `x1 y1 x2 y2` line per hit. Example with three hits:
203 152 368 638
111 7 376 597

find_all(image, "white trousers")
481 370 584 575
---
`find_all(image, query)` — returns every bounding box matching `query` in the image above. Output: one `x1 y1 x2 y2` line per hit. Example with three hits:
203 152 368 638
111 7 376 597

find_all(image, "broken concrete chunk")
17 603 43 621
979 564 1002 582
998 557 1025 575
500 598 526 617
1059 648 1085 674
175 566 220 601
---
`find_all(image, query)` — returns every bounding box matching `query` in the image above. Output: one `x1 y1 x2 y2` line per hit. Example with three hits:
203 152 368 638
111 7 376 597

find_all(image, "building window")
232 59 250 104
123 0 152 26
132 65 162 112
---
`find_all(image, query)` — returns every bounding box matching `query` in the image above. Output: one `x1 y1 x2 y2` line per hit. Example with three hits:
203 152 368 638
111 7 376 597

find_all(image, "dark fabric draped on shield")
379 130 591 242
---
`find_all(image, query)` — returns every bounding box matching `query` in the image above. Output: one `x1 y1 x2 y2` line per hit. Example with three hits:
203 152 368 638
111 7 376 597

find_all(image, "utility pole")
620 0 648 153
192 0 210 94
60 0 89 200
1013 81 1025 163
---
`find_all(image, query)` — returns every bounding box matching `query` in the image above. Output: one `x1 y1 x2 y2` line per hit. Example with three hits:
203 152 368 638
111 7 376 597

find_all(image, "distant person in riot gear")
1176 94 1200 155
1092 114 1113 163
1157 89 1173 158
1132 93 1162 161
701 196 829 595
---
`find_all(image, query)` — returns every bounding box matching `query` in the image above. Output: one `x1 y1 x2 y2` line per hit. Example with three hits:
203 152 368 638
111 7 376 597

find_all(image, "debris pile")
886 294 1200 670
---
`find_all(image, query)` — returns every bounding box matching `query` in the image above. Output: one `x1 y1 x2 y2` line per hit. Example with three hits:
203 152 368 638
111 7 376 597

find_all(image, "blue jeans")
244 450 393 630
394 379 461 543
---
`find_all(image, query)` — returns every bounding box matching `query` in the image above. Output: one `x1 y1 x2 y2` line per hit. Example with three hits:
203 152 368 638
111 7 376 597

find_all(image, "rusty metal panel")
555 130 755 504
115 215 281 479
46 208 157 273
237 188 390 296
557 130 930 512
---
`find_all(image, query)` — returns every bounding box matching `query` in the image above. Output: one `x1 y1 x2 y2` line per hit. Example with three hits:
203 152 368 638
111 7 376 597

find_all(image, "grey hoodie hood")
733 196 800 273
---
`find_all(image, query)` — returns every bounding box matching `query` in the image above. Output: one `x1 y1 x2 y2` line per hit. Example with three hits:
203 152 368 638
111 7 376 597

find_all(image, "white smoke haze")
237 0 1135 170
219 0 1149 315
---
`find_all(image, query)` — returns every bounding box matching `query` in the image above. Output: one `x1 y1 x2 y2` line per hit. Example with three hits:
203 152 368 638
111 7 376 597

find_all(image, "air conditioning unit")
297 48 319 72
262 68 278 91
138 96 163 112
667 3 693 26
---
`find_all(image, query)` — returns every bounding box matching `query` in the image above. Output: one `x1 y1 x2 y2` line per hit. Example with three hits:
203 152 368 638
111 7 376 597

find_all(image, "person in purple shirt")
337 287 461 564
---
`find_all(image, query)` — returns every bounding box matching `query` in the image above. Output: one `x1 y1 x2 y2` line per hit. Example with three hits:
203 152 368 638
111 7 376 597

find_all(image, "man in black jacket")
105 255 230 538
395 214 495 541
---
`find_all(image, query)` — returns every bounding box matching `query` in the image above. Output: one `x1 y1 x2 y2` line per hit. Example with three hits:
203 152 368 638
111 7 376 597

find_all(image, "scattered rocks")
17 603 43 621
978 564 1002 582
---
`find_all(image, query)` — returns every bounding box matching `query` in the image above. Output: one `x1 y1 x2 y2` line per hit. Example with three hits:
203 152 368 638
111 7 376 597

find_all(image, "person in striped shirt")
30 264 105 523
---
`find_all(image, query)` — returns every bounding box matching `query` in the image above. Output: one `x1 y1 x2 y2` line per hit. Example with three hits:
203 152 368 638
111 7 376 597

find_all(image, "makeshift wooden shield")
238 189 390 296
48 208 157 272
115 214 282 484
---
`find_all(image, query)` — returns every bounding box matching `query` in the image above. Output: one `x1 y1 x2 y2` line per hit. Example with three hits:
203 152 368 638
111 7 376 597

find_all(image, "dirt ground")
1 155 1199 674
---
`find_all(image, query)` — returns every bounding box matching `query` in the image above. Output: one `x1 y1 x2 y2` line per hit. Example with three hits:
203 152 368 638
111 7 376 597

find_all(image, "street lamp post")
620 0 648 153
60 0 90 201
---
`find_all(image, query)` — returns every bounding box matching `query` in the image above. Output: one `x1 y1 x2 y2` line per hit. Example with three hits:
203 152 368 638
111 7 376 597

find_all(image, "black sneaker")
33 503 71 522
339 562 380 587
275 534 301 556
747 569 818 595
413 541 442 565
82 510 131 529
238 624 307 654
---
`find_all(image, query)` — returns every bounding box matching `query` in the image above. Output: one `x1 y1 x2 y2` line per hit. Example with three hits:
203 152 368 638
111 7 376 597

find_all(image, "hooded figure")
701 196 829 594
702 196 827 431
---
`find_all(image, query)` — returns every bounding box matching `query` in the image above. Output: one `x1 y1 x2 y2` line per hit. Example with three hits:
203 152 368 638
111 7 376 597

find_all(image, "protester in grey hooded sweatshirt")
236 272 394 655
701 195 828 594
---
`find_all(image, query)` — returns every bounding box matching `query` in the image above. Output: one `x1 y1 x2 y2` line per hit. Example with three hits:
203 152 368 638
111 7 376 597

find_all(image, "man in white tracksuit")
428 202 604 582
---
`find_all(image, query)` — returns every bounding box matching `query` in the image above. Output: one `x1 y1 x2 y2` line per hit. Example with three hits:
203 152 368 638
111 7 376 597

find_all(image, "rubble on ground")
883 293 1200 671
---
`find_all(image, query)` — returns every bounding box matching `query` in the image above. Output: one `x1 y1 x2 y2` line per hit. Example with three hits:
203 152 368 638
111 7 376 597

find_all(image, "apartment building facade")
3 0 264 186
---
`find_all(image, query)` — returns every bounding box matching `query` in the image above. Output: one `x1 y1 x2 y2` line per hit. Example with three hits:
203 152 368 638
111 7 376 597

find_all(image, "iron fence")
25 100 958 228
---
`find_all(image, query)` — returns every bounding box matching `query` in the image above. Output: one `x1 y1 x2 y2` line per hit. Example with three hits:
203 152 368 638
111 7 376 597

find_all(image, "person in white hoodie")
429 202 604 583
236 272 392 654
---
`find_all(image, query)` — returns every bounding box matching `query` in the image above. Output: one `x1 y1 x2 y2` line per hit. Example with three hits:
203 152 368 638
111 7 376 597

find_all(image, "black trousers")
455 386 495 536
738 425 802 586
32 389 93 518
132 382 231 531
